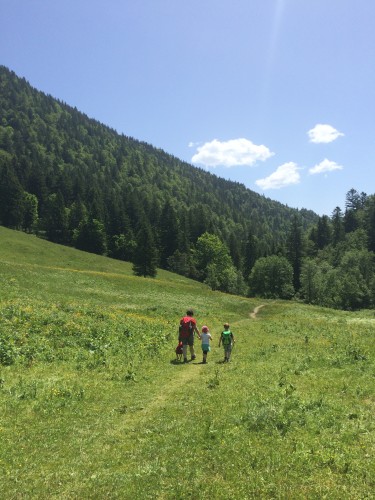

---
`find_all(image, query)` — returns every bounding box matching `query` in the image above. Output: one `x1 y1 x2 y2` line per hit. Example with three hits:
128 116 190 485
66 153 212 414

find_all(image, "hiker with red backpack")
179 309 200 363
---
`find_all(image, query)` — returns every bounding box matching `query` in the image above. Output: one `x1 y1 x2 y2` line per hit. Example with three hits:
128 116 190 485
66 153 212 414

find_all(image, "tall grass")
0 226 374 498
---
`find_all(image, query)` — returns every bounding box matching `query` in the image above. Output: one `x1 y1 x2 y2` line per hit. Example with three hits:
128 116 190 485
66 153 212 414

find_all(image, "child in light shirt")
200 325 212 364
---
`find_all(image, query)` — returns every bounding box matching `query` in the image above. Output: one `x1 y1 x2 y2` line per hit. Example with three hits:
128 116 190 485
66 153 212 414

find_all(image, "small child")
200 325 212 364
175 341 183 362
218 323 235 362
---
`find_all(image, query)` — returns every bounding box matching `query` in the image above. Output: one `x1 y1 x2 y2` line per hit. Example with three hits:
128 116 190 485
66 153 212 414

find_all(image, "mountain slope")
0 65 317 253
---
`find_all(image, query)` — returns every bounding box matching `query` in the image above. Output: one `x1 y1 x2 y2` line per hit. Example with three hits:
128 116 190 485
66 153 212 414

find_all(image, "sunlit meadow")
0 226 374 498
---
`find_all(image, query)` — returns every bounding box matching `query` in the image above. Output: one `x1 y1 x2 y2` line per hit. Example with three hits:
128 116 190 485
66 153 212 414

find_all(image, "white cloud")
309 158 343 175
308 124 344 143
191 138 274 167
255 162 301 190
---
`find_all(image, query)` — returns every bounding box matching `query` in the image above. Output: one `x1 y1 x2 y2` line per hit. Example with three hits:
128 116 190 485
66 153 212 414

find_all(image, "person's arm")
231 333 235 343
194 321 201 339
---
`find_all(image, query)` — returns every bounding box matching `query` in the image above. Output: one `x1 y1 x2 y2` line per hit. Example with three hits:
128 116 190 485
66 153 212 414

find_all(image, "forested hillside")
0 67 315 272
1 66 375 309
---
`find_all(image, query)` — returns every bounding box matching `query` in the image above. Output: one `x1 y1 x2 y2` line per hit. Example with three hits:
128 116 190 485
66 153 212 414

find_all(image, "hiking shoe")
191 355 196 361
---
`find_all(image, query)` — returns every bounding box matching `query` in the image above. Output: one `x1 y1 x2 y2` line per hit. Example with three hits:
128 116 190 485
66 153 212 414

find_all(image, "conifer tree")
243 229 258 281
22 192 38 232
0 160 24 228
159 201 179 268
44 192 68 244
344 209 359 234
228 231 242 270
26 166 48 214
331 206 345 245
68 198 88 236
286 215 303 291
366 197 375 253
177 210 191 254
345 188 363 211
316 215 332 249
132 221 158 277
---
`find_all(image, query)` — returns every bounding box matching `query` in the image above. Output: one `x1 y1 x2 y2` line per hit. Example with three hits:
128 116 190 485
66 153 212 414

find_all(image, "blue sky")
1 0 374 216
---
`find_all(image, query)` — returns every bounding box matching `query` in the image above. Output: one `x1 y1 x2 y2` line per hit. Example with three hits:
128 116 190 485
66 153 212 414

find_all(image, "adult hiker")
218 323 235 362
179 309 200 363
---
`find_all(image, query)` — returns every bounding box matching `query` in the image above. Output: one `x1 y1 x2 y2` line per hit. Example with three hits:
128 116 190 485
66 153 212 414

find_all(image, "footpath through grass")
0 226 374 499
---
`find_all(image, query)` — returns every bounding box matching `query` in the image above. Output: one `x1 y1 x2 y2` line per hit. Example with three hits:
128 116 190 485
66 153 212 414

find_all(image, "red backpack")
179 316 194 338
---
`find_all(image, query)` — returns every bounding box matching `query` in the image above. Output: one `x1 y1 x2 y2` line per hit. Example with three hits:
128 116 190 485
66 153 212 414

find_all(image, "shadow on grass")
170 359 210 365
170 359 185 365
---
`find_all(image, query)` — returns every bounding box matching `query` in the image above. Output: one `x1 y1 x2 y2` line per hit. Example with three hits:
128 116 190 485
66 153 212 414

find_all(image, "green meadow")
0 226 374 499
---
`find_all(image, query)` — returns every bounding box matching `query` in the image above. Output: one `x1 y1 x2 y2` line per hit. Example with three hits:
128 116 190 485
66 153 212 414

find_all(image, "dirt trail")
153 305 265 410
250 304 265 319
129 306 265 420
143 361 203 414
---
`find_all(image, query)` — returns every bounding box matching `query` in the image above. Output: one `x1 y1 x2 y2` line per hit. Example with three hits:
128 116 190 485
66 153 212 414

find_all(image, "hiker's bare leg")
227 346 232 361
189 345 195 357
183 344 188 360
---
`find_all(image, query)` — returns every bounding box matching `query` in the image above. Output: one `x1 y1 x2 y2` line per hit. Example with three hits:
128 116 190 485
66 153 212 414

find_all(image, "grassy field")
0 226 374 499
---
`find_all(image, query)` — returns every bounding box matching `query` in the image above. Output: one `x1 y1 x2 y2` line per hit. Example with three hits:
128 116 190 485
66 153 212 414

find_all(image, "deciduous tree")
249 255 294 299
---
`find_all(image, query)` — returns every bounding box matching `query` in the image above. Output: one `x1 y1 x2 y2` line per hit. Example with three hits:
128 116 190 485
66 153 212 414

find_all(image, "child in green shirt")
218 323 235 362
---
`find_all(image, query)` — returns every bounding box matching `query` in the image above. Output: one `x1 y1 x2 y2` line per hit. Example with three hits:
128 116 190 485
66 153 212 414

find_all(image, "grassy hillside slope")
0 226 374 499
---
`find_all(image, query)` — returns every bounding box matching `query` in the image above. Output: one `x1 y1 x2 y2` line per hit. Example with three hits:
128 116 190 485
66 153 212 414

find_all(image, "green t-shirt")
221 329 232 346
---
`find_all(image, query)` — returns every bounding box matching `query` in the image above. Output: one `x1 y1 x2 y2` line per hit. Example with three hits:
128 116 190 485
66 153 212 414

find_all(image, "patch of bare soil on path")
250 304 265 319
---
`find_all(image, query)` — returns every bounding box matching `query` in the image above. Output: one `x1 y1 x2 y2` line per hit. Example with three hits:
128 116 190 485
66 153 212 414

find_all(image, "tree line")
248 188 375 310
1 66 374 309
